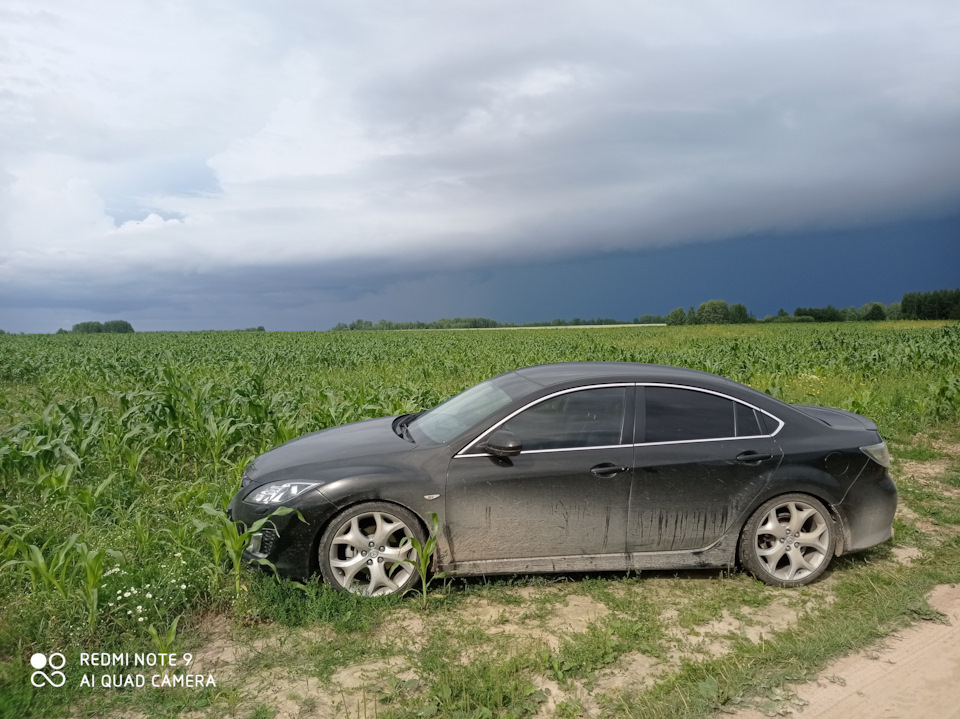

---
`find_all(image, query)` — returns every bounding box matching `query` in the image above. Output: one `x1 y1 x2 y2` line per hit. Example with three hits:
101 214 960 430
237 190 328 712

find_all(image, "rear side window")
644 387 768 442
645 387 734 442
735 402 763 437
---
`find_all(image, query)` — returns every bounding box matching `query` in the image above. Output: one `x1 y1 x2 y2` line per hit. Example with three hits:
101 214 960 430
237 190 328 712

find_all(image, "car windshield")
410 372 538 444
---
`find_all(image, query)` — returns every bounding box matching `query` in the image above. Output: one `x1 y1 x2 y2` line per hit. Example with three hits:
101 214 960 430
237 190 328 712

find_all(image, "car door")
627 385 783 552
445 385 634 564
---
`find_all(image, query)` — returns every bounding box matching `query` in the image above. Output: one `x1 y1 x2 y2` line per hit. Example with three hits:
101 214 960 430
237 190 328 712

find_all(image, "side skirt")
440 539 738 577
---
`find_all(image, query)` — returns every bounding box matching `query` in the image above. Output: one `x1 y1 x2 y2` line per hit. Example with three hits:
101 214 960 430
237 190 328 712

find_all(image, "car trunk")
791 404 878 432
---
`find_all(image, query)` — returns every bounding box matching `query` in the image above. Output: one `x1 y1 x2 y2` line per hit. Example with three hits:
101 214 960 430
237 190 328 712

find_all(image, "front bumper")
227 488 339 578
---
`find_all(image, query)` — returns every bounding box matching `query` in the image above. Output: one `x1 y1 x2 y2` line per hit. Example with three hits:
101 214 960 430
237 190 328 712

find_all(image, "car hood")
791 404 878 431
242 416 416 486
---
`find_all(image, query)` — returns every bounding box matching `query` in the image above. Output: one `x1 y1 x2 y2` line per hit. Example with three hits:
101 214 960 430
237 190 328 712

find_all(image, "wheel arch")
307 496 432 576
735 488 846 567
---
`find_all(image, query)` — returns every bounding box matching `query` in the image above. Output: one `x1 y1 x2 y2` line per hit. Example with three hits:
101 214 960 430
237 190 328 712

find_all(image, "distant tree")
885 302 902 320
902 289 960 320
776 308 788 317
102 320 135 333
637 314 666 324
766 315 814 323
729 303 753 324
72 321 104 334
697 300 731 325
863 303 886 321
71 320 135 333
794 305 842 322
55 328 68 334
840 306 859 322
666 307 686 326
685 306 698 325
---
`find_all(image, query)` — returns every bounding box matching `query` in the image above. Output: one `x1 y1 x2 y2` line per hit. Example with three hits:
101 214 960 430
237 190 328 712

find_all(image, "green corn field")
0 321 958 718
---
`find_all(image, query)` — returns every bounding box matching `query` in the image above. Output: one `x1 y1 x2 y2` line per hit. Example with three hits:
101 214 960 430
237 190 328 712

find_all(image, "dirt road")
733 583 960 719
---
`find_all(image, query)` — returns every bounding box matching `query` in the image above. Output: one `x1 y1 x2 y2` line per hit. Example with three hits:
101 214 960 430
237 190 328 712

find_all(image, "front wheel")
318 502 426 596
739 494 836 587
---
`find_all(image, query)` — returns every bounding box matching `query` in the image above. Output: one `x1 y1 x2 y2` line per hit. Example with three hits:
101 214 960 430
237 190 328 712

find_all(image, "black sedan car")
228 362 896 595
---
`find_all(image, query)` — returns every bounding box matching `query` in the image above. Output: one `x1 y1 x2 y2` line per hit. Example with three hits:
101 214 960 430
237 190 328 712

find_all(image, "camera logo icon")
30 653 66 687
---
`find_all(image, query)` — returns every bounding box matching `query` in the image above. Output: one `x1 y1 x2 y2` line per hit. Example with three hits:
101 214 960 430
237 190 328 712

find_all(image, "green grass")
891 443 943 461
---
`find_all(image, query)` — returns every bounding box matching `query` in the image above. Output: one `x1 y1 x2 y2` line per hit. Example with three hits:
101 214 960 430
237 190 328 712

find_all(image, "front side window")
502 387 626 451
412 372 539 443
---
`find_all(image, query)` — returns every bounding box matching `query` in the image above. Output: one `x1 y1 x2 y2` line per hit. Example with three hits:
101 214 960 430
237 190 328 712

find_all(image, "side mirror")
482 429 522 457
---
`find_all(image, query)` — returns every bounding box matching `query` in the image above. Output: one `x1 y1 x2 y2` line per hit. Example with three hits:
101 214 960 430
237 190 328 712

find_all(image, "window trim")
454 381 784 458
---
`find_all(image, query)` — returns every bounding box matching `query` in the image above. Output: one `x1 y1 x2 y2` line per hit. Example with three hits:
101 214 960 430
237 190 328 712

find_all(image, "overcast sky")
1 1 959 332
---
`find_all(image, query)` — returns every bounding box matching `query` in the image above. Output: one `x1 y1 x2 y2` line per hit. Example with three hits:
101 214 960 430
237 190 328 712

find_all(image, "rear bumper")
837 470 898 554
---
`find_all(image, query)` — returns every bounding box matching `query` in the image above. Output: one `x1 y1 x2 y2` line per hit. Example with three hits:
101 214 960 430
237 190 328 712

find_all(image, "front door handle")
736 451 773 464
591 463 629 477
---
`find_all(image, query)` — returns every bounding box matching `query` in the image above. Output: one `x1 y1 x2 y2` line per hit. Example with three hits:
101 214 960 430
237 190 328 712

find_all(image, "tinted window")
645 387 734 442
503 387 626 451
735 402 763 437
759 412 779 435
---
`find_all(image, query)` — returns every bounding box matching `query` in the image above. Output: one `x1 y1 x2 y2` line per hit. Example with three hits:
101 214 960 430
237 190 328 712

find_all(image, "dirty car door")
627 386 782 552
445 386 633 563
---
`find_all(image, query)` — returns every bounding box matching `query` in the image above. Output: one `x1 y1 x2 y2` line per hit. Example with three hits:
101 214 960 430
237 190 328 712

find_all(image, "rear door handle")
591 463 629 477
736 451 773 464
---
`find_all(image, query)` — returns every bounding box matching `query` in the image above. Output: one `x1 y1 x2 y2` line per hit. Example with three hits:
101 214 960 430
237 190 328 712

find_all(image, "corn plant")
2 534 79 598
401 513 445 611
146 615 181 654
75 474 115 515
37 463 77 504
193 502 304 598
74 542 124 629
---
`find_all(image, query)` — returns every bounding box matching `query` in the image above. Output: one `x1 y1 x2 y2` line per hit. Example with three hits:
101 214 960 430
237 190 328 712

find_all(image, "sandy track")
733 584 960 719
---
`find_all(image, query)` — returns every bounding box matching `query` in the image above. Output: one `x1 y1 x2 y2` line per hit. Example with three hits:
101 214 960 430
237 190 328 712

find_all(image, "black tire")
318 501 426 596
739 493 836 587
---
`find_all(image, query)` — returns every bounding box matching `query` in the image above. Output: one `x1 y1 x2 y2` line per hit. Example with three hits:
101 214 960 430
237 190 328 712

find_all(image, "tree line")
330 316 659 331
901 289 960 320
332 288 958 330
57 321 135 334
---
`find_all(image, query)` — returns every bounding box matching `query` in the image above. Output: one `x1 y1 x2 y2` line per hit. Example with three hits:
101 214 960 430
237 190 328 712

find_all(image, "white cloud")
115 213 181 233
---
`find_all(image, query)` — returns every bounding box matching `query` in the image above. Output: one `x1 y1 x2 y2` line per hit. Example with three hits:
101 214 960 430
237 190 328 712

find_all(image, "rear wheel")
318 502 425 596
739 494 836 587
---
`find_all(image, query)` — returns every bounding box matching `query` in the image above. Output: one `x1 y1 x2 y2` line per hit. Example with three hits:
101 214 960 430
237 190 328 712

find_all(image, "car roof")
511 362 730 387
508 362 781 410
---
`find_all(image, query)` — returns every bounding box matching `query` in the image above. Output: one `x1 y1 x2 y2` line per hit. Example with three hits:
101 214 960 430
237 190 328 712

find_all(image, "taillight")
860 441 890 468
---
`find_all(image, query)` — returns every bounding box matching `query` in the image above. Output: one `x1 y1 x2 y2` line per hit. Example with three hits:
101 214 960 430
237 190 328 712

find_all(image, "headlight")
246 481 322 505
